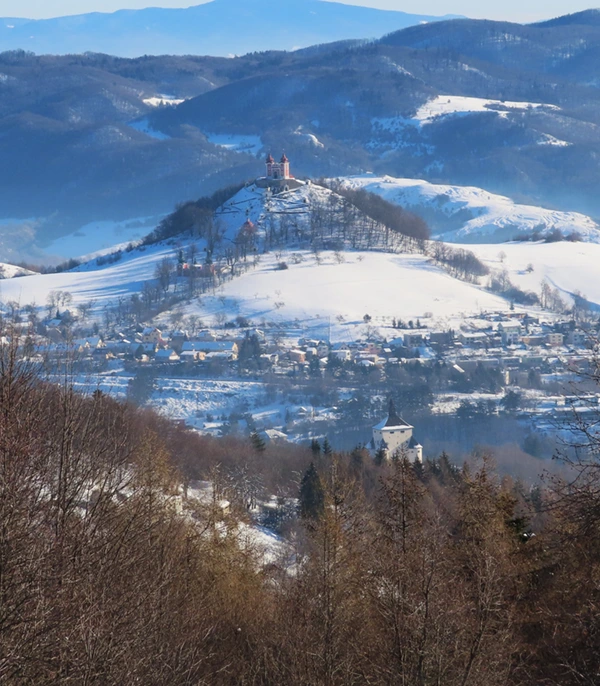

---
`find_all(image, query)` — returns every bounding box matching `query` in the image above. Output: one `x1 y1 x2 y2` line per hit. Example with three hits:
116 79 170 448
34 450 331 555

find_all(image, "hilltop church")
370 399 423 463
256 153 303 191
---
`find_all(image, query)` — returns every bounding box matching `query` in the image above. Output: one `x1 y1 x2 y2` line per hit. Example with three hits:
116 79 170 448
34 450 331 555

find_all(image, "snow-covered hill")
337 175 600 244
4 181 600 338
0 263 35 279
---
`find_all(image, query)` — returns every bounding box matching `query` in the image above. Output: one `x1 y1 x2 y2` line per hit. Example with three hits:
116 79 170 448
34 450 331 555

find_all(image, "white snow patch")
187 250 515 341
0 263 35 278
293 127 324 148
415 95 559 124
371 95 560 135
143 94 185 107
538 133 571 147
205 133 263 155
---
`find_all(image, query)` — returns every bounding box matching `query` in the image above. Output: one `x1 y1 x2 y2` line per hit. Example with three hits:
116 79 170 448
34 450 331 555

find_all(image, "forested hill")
4 10 600 255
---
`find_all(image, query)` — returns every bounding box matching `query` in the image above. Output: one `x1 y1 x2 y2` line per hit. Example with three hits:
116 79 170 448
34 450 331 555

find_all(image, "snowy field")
0 240 511 338
181 251 513 339
337 175 600 243
466 242 600 309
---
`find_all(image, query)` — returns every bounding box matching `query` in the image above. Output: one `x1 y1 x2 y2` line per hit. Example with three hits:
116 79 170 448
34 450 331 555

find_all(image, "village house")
154 349 180 363
402 332 425 349
289 349 307 364
180 350 206 363
458 332 489 348
498 321 522 346
141 327 163 345
182 340 239 359
567 329 587 347
331 349 351 362
545 333 564 347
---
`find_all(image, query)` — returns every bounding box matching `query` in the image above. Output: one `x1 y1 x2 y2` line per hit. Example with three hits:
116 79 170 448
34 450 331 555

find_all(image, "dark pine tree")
322 437 333 457
310 438 321 456
299 462 325 521
250 431 266 454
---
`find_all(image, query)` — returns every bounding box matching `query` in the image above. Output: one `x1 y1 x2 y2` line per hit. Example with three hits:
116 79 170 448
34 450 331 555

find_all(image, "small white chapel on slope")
370 399 423 463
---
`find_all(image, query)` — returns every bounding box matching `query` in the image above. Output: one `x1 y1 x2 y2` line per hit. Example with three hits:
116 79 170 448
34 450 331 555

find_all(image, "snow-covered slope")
174 250 513 340
5 181 600 337
337 175 600 244
0 263 35 279
0 239 512 339
467 242 600 311
215 181 327 238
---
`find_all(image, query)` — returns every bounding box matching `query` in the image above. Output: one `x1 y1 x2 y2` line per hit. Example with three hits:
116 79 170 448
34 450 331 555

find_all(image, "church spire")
384 398 409 427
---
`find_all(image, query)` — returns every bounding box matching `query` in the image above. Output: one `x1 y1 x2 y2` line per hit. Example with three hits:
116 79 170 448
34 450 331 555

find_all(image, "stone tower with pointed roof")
371 399 423 462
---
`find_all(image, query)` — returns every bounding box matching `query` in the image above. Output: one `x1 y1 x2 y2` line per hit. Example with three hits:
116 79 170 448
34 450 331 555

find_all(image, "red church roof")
266 153 275 163
280 153 289 163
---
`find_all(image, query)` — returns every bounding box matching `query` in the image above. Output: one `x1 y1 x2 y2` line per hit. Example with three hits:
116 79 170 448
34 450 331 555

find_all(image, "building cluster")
22 306 596 380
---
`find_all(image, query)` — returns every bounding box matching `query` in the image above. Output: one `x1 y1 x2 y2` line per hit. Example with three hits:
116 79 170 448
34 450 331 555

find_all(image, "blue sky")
0 0 594 22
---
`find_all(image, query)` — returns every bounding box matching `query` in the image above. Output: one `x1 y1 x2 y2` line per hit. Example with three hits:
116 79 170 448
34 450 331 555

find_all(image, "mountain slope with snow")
337 175 600 243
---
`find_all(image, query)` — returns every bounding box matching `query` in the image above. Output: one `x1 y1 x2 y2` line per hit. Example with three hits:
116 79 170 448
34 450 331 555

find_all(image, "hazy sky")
0 0 595 23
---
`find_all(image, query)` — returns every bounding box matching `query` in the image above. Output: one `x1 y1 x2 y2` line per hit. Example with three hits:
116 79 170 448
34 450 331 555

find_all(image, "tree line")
1 332 600 684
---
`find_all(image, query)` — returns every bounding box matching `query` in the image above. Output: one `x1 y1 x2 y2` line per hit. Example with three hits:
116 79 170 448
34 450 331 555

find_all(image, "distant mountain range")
2 10 600 261
0 0 461 58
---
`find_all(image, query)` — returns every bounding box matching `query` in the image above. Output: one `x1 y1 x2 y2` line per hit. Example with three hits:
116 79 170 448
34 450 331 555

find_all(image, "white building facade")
371 400 423 462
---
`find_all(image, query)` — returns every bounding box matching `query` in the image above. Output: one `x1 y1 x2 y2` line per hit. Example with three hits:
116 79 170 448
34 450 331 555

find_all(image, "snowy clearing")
143 94 186 107
205 133 263 155
414 94 559 124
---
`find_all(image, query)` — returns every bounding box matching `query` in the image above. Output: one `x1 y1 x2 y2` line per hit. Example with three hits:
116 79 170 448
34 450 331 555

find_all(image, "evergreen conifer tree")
299 462 325 520
250 431 266 454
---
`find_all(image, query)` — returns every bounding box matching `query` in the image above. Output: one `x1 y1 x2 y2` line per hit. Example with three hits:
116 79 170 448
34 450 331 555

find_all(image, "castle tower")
371 399 423 462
